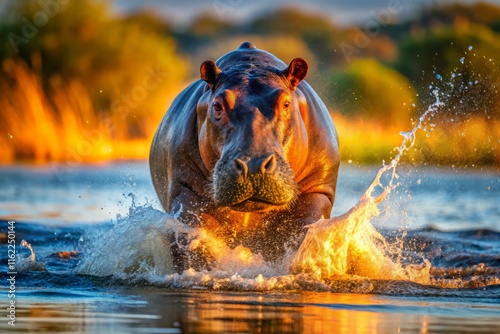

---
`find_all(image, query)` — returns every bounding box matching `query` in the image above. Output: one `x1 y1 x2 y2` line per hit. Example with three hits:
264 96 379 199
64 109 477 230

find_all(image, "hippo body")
150 43 339 270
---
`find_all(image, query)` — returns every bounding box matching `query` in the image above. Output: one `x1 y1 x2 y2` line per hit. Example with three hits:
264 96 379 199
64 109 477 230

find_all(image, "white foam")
77 206 176 277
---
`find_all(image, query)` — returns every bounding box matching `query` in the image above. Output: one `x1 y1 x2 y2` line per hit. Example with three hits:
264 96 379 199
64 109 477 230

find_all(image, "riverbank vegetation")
0 0 499 166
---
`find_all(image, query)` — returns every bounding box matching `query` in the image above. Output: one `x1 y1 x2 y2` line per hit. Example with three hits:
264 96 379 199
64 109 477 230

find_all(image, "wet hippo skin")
150 42 340 271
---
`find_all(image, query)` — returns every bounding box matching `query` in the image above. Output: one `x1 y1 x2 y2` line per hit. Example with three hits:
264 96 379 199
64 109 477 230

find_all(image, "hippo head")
197 46 310 212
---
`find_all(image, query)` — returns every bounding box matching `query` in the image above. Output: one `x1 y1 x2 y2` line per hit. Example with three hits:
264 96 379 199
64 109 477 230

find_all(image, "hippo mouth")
217 187 296 212
228 196 290 212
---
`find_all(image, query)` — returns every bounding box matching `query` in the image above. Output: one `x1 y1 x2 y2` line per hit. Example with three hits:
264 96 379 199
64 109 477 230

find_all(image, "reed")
0 59 178 165
0 59 63 163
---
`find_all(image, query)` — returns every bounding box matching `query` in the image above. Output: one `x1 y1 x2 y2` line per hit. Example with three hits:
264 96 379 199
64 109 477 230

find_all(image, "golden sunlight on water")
189 179 430 289
13 290 494 334
72 86 500 293
190 95 442 286
291 198 430 284
286 93 446 283
180 293 386 333
150 92 451 290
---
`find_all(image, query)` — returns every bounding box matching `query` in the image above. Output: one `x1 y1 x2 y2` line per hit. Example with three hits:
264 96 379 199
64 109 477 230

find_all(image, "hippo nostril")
260 154 277 174
233 158 248 178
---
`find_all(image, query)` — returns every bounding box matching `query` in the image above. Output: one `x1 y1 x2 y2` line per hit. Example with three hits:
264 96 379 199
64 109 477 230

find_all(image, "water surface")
1 162 499 333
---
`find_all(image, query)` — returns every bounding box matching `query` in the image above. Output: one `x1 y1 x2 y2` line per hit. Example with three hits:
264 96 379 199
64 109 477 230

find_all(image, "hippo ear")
283 58 308 89
200 60 221 88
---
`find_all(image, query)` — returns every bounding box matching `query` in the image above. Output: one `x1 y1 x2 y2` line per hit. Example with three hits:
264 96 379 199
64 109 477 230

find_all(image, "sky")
113 0 500 27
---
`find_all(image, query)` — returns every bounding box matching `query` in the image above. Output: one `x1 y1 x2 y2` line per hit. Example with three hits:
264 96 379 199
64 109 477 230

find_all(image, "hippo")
150 42 339 271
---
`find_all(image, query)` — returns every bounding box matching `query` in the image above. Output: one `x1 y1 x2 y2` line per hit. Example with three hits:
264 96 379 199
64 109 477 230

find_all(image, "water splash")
17 240 46 271
77 205 176 277
74 49 499 291
76 89 442 288
21 240 36 261
290 89 444 285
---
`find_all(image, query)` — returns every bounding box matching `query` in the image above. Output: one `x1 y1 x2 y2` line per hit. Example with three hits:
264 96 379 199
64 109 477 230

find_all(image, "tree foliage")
328 59 415 125
193 35 318 75
248 8 346 68
0 0 188 120
396 25 500 118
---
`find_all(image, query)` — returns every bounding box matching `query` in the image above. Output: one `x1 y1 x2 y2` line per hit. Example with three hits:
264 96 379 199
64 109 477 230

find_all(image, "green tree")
418 2 500 28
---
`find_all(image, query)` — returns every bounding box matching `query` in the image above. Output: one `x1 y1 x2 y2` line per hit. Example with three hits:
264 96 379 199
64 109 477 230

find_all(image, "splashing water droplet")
436 74 442 80
18 240 45 271
468 45 473 51
21 240 36 261
460 57 465 64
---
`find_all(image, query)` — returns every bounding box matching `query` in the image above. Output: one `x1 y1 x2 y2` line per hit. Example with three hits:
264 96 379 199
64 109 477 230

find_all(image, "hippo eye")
283 101 291 109
212 102 223 111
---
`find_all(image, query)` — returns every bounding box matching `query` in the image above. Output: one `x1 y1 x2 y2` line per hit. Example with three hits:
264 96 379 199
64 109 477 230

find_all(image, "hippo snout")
213 153 297 212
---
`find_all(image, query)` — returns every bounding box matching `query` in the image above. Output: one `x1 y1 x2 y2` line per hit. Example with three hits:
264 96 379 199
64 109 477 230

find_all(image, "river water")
0 161 499 333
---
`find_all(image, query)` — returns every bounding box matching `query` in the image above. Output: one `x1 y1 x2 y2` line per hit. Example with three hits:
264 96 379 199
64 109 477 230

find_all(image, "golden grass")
0 59 179 165
410 117 500 166
332 112 500 166
332 114 407 164
0 60 498 167
0 59 64 163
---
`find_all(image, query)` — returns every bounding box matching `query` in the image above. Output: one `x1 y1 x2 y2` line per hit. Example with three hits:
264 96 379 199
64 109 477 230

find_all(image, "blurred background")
0 0 499 167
